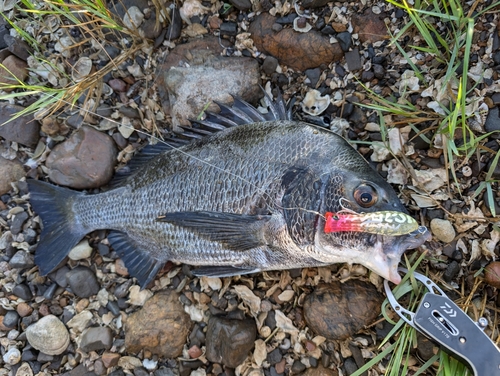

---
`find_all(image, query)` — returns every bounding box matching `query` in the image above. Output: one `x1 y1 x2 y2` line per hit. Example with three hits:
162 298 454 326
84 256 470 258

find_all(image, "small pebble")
3 347 21 365
291 360 306 373
80 326 114 352
267 348 282 365
9 250 34 269
3 310 19 328
12 283 32 300
430 218 456 243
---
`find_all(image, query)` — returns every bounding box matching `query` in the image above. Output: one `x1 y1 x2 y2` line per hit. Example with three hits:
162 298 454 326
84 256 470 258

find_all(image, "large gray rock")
159 37 261 127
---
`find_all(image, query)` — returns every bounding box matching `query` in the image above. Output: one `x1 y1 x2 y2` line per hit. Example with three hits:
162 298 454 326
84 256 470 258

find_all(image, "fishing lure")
324 211 419 236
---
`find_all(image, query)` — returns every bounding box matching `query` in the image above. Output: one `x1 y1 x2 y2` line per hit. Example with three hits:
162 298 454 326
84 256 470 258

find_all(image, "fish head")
314 165 430 284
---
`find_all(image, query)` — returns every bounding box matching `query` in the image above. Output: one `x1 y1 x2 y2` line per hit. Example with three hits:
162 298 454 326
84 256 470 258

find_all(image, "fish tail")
28 180 87 275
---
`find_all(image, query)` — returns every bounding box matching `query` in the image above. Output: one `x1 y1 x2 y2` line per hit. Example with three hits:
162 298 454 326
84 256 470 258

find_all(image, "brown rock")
101 352 120 368
0 103 41 147
0 55 28 90
206 316 256 368
16 302 33 317
351 9 389 44
0 157 25 195
300 365 339 376
249 13 343 71
303 280 383 340
485 262 500 288
125 290 192 357
300 0 332 8
46 126 117 189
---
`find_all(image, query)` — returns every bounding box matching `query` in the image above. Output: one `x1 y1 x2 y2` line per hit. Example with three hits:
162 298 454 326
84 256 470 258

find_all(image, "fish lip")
365 226 431 284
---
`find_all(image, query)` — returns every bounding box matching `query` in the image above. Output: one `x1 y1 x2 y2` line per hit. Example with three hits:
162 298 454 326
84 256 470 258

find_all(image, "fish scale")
28 94 430 288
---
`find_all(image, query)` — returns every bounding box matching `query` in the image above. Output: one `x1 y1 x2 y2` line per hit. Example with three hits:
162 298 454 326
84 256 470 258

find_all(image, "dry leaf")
253 339 267 366
127 286 153 306
233 285 261 315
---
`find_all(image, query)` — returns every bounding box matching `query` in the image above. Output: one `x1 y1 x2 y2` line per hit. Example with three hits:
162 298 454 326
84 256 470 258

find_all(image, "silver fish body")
28 98 430 288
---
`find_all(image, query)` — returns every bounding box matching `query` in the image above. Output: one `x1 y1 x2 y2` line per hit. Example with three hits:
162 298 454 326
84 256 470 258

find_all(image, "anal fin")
107 231 164 289
192 265 260 278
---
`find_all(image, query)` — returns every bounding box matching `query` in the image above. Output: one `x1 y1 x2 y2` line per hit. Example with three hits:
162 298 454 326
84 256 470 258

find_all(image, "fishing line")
31 92 333 219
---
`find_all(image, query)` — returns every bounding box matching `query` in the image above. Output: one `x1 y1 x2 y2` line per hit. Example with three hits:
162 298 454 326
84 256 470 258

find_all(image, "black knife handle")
414 293 500 375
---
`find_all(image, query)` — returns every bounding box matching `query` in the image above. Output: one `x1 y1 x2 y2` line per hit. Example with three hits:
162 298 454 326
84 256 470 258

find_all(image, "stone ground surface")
1 0 500 375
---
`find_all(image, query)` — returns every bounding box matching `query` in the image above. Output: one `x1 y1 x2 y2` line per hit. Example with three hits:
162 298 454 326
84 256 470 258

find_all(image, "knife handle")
414 293 500 375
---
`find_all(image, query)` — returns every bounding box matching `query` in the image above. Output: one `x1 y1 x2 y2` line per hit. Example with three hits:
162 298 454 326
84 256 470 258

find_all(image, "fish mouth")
365 226 431 284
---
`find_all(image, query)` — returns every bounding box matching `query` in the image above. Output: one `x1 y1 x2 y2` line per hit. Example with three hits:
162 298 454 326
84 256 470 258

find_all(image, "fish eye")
353 184 378 208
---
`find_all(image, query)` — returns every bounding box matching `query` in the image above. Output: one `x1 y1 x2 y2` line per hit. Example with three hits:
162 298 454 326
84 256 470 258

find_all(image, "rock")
485 106 500 133
229 0 252 10
345 49 362 71
102 352 120 368
122 6 144 29
484 262 500 288
80 327 113 352
0 103 41 147
68 240 93 261
300 364 338 376
108 78 127 92
9 250 34 269
26 314 70 355
416 333 437 360
351 9 388 44
443 260 460 282
430 218 456 243
12 283 33 300
4 35 32 60
0 157 25 195
10 210 28 235
205 316 256 368
0 55 28 89
3 348 21 365
303 281 383 340
300 0 331 8
3 310 19 328
160 39 261 126
67 266 100 298
125 290 192 357
46 126 117 189
250 13 343 71
336 32 352 52
262 56 279 75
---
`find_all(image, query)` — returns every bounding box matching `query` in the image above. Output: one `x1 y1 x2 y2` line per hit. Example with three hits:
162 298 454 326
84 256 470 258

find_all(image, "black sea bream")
28 93 430 288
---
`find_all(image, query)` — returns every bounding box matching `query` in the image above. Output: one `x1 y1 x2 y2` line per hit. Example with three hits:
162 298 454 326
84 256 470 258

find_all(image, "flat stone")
9 250 34 269
250 13 343 71
4 35 32 60
67 266 100 298
300 365 338 376
80 327 113 352
102 352 120 368
46 126 117 189
10 210 28 235
345 49 362 71
352 9 388 43
303 281 383 340
0 54 28 89
0 103 40 147
160 37 261 127
125 290 192 357
205 316 256 368
0 157 25 195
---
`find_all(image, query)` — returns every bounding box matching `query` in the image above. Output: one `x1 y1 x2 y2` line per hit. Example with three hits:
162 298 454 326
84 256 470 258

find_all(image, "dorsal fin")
109 88 294 187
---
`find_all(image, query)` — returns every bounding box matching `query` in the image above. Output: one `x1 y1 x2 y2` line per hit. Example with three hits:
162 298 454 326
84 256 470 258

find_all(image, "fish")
28 91 431 288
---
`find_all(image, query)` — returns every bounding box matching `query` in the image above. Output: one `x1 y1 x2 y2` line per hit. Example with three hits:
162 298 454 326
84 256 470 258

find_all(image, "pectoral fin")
156 211 271 251
192 265 261 277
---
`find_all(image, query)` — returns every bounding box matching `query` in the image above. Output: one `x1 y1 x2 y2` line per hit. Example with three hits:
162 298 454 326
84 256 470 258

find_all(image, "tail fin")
28 180 87 275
